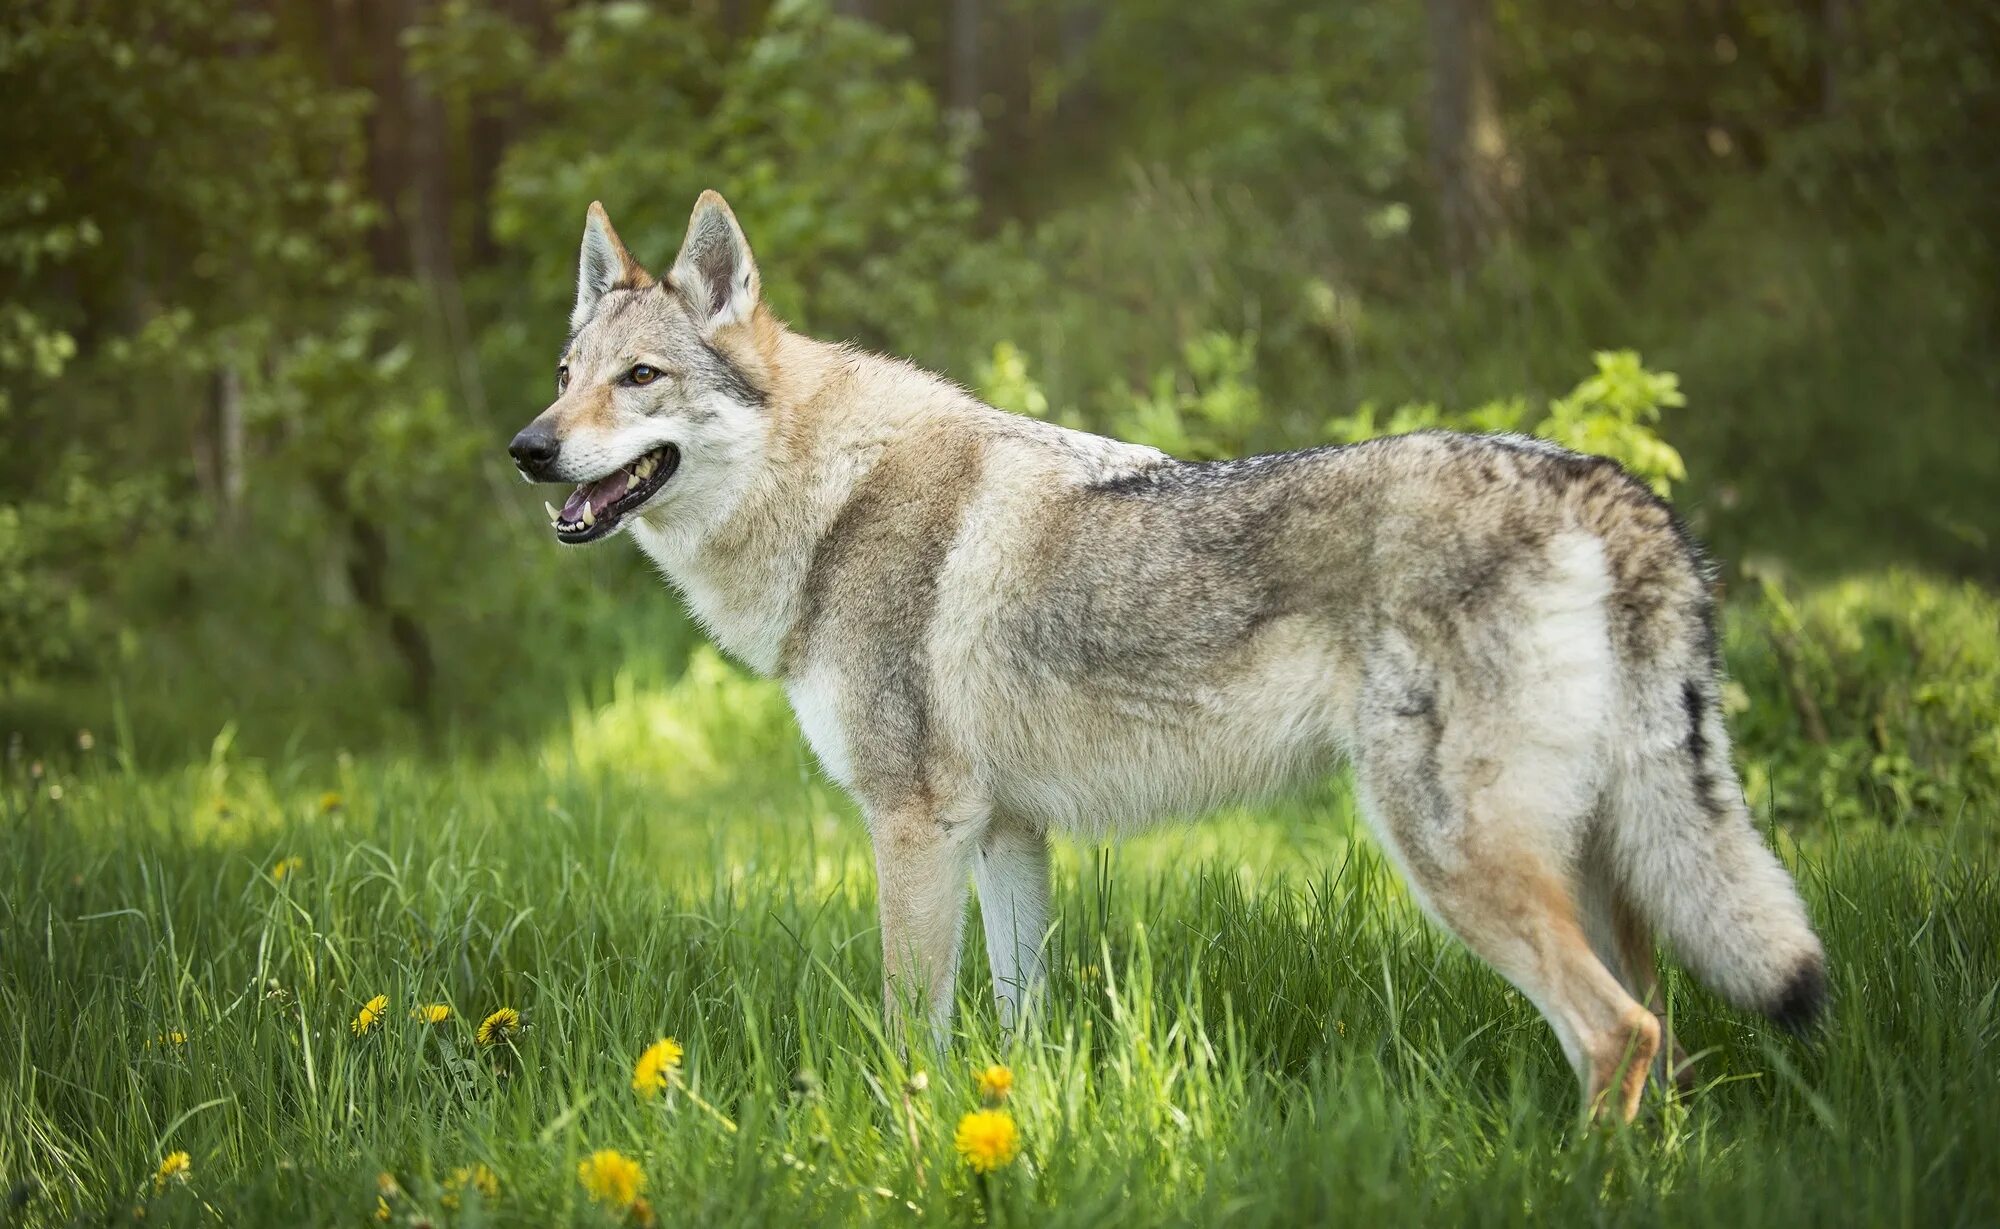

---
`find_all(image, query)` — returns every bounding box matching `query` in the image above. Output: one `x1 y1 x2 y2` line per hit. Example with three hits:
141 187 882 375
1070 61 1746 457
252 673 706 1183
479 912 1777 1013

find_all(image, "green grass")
3 654 1996 1227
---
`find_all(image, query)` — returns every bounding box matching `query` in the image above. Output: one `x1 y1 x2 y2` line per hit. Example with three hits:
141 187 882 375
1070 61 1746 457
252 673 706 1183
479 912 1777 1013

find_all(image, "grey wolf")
507 192 1827 1121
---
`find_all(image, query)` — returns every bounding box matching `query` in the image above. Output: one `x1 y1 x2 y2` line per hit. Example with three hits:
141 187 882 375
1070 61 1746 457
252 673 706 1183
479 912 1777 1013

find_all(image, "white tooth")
545 501 559 521
636 457 653 478
581 503 595 526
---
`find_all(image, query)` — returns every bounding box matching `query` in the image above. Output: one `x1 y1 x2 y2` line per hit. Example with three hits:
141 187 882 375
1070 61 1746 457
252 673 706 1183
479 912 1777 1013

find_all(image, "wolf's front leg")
872 800 982 1047
975 822 1050 1030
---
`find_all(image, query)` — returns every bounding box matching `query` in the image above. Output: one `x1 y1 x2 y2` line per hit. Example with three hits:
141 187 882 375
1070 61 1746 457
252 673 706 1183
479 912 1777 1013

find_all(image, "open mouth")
545 444 680 544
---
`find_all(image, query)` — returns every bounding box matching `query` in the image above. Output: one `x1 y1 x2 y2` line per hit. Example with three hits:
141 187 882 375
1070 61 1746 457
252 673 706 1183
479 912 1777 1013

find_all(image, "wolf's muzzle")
508 423 560 480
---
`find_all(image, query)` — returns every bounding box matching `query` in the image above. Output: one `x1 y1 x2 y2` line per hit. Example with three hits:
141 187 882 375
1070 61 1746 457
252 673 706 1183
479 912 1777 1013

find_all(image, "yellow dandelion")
374 1195 391 1222
954 1109 1020 1174
412 1003 452 1024
631 1038 684 1098
152 1150 191 1192
974 1063 1013 1103
476 1007 520 1046
146 1030 186 1049
350 994 388 1036
440 1163 499 1209
577 1149 644 1208
271 856 303 882
376 1172 400 1199
317 791 344 814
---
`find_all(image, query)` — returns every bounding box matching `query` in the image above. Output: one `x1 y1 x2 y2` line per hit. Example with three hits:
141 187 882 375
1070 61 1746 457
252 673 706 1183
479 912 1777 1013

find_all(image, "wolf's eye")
556 364 570 394
629 364 659 386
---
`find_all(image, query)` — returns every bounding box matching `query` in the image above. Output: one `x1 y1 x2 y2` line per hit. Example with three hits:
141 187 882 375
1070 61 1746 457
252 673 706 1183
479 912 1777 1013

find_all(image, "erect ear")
669 190 760 331
572 201 647 333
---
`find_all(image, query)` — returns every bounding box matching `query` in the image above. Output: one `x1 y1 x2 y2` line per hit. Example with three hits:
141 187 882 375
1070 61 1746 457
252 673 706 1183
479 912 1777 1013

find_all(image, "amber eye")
556 364 570 394
629 364 659 386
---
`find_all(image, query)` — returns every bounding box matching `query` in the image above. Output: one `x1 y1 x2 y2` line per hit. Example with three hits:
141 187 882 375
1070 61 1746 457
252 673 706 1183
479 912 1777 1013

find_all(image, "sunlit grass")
1 667 1995 1226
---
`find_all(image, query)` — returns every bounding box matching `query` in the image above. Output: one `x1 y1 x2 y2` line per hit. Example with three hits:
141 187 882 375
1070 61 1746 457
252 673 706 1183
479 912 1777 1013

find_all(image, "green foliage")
0 0 371 691
1105 331 1266 459
485 0 981 357
0 0 1994 788
1537 351 1688 496
1725 569 2000 828
973 340 1052 421
1325 349 1689 494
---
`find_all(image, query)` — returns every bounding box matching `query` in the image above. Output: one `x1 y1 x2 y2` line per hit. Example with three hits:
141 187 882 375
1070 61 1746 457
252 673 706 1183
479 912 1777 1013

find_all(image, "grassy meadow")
4 650 1996 1227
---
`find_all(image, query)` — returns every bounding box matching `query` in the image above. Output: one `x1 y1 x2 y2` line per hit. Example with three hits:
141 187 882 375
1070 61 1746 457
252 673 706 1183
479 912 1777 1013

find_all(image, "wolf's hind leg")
1358 770 1659 1121
974 821 1051 1030
1579 836 1694 1090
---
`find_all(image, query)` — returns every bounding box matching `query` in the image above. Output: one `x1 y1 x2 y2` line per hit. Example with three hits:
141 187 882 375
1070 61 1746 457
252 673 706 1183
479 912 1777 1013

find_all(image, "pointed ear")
573 201 646 332
669 191 760 331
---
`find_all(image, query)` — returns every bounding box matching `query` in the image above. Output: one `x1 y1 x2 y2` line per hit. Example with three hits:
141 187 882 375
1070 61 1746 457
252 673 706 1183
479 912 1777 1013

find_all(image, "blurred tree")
482 0 982 360
0 0 370 692
1426 0 1516 274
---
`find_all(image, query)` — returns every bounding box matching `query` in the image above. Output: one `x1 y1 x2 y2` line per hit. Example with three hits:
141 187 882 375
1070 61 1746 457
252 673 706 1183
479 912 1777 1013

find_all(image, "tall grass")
2 658 1994 1226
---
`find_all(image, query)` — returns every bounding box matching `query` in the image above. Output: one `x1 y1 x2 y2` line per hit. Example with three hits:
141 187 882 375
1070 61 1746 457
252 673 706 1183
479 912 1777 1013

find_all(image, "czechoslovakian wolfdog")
508 192 1826 1120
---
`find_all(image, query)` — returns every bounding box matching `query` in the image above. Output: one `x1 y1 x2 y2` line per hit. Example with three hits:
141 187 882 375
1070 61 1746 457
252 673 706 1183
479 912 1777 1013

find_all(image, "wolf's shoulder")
970 407 1168 485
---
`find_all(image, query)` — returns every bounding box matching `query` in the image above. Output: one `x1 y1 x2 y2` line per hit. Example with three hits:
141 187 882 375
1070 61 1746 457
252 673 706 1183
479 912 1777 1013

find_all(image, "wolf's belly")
953 617 1359 836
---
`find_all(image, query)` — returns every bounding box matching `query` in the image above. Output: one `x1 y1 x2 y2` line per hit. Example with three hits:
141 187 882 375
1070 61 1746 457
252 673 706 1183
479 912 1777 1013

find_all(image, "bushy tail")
1609 684 1828 1032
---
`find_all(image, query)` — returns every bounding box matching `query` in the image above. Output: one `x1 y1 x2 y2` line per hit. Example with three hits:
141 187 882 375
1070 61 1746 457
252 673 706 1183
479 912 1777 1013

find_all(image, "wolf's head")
509 191 772 545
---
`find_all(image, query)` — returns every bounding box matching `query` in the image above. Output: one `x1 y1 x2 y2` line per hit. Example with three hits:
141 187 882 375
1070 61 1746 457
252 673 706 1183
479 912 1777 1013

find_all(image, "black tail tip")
1768 957 1829 1036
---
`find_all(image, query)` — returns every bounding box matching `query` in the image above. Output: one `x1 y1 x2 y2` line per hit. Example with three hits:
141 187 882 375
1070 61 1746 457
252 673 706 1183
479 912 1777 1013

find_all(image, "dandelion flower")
317 791 344 814
974 1063 1013 1103
412 1003 452 1024
376 1172 401 1199
146 1030 186 1049
272 856 303 882
374 1195 391 1222
441 1162 498 1209
476 1007 520 1047
351 994 388 1036
631 1038 684 1098
954 1109 1020 1174
576 1149 644 1208
152 1151 191 1192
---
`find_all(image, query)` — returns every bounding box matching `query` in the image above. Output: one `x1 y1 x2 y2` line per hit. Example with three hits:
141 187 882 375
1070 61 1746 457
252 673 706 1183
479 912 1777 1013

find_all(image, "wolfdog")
508 192 1826 1120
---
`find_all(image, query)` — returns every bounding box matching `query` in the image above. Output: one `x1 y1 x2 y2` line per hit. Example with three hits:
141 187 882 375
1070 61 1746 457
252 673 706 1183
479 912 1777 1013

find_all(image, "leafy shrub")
1326 349 1688 495
1104 331 1267 460
1725 569 2000 828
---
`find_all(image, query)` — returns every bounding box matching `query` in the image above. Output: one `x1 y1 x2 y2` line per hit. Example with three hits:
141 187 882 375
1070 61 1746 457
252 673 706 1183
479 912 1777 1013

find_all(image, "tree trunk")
949 0 983 193
316 473 437 716
1426 0 1515 275
191 350 247 518
1820 0 1850 117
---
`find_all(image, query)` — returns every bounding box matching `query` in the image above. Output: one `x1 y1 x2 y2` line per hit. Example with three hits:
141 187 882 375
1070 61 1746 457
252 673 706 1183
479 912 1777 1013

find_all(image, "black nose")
509 424 559 477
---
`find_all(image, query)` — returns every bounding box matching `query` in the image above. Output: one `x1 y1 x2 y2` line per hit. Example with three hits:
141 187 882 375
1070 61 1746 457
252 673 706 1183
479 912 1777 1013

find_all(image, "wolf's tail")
1608 679 1828 1032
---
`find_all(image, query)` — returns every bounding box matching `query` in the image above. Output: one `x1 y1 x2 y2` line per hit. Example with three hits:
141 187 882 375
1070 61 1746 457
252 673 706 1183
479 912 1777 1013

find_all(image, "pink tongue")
561 471 628 521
